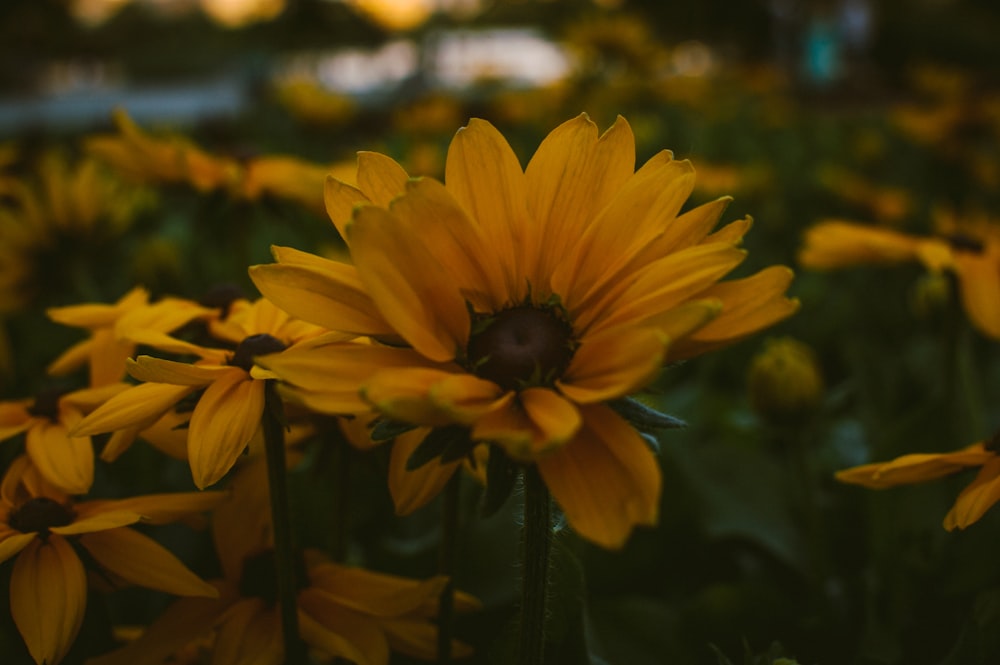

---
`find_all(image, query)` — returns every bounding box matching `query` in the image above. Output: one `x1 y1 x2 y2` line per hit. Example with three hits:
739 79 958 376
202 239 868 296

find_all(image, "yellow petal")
388 428 460 515
525 114 635 287
444 119 530 300
325 175 370 240
73 382 195 436
210 598 273 665
87 328 134 387
188 373 265 489
0 401 33 442
797 220 933 269
11 536 87 665
363 367 503 426
944 458 1000 530
123 329 221 360
0 531 36 565
299 587 390 665
536 404 660 549
472 389 581 460
309 561 448 617
356 151 409 206
835 442 993 488
79 527 218 597
349 205 469 362
75 490 227 526
249 255 396 336
25 420 93 495
557 327 667 404
126 356 232 385
46 338 94 378
382 618 474 661
953 252 1000 340
298 604 374 665
50 510 143 535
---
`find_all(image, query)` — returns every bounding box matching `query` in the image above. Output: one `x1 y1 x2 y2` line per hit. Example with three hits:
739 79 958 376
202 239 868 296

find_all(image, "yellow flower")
0 382 128 494
799 213 1000 339
815 165 912 224
251 114 798 548
273 77 356 126
73 298 328 488
836 440 1000 531
0 455 224 665
47 287 215 387
87 460 479 665
85 108 336 216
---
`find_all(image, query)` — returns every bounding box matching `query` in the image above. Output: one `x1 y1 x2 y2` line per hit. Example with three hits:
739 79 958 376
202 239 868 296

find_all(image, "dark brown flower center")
467 306 575 390
200 283 247 320
238 548 307 606
26 386 70 422
944 232 985 254
230 334 287 372
9 497 76 535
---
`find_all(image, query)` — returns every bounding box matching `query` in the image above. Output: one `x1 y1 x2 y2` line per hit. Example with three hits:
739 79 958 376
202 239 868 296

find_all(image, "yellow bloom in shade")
47 287 215 387
799 212 1000 340
73 298 328 488
0 455 224 665
836 440 1000 531
0 382 129 495
88 460 480 665
86 108 339 216
251 114 798 548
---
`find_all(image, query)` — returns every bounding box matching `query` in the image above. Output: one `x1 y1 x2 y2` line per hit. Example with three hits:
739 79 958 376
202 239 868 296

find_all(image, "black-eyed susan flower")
251 113 798 548
799 210 1000 340
836 439 1000 531
88 459 479 665
73 297 328 488
0 455 224 665
85 108 343 216
47 287 215 387
0 382 128 495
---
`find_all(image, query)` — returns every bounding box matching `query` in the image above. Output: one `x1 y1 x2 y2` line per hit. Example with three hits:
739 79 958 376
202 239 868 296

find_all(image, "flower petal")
187 373 265 489
944 458 1000 530
73 382 195 437
11 536 87 665
444 119 530 300
298 600 378 665
363 367 504 426
536 404 660 549
299 587 390 665
79 527 218 597
952 251 1000 340
472 388 581 460
25 419 93 495
309 561 449 617
797 220 939 269
835 442 994 488
325 175 370 240
388 428 461 516
75 490 227 526
356 151 410 206
349 205 470 362
0 531 36 565
126 356 234 385
557 327 667 404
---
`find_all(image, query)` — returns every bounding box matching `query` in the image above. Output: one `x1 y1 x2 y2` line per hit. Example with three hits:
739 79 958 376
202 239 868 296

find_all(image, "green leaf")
370 417 417 442
610 397 687 432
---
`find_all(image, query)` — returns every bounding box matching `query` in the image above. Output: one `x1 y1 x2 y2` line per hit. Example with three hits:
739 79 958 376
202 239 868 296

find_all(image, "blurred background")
2 1 1000 664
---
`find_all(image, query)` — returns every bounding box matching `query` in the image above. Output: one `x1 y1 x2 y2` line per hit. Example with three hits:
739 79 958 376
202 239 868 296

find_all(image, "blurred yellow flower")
837 439 1000 531
0 455 224 665
815 165 912 224
747 337 824 424
251 113 798 548
272 78 356 126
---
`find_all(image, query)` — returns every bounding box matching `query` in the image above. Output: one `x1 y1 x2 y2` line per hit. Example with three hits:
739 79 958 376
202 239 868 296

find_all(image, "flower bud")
747 337 824 424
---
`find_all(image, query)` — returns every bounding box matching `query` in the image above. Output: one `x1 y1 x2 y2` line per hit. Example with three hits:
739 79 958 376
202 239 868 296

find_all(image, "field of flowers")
1 1 999 664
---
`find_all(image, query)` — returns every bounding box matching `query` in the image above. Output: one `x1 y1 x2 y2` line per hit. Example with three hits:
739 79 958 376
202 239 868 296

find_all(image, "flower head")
0 455 224 665
252 114 798 548
73 297 327 487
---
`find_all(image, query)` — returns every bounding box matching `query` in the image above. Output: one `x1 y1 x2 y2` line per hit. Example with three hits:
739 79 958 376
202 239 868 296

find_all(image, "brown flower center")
9 497 76 535
230 334 287 373
467 306 575 390
26 386 70 422
238 548 307 607
943 232 985 254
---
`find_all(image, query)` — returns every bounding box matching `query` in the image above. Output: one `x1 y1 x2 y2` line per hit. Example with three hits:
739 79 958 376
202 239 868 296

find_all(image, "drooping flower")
836 439 1000 531
87 459 480 665
0 455 224 665
799 210 1000 339
72 297 329 488
251 113 798 548
85 108 342 216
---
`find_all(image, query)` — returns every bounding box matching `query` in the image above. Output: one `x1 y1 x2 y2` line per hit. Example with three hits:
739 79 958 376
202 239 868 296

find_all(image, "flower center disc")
467 306 574 391
9 497 75 535
231 334 287 372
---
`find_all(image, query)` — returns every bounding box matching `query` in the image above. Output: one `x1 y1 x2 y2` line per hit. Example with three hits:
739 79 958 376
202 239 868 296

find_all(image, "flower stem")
262 381 305 665
437 473 460 664
518 465 551 665
328 425 352 563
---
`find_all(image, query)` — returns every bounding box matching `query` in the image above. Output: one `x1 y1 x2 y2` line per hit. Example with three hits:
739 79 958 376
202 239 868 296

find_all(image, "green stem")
518 466 551 665
437 473 460 664
262 382 305 665
328 426 352 563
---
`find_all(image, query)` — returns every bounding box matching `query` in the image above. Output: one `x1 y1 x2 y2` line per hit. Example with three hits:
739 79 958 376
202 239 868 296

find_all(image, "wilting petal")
388 429 461 515
73 382 195 436
11 536 87 665
349 206 470 362
536 404 660 549
445 119 530 299
25 420 93 495
188 373 265 489
944 458 1000 530
558 327 667 404
79 527 218 597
